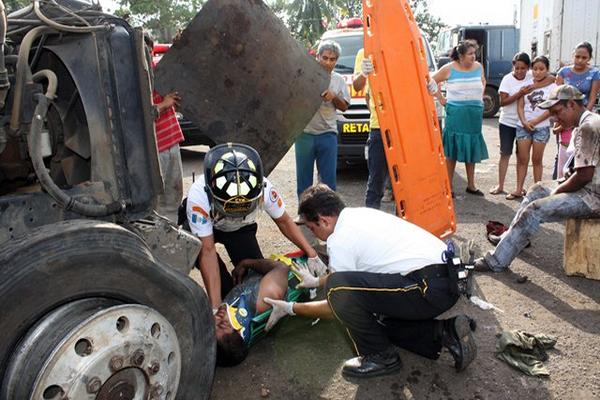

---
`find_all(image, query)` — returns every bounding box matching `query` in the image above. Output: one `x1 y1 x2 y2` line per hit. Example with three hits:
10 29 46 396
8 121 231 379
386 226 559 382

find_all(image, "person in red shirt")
152 90 184 222
145 31 185 222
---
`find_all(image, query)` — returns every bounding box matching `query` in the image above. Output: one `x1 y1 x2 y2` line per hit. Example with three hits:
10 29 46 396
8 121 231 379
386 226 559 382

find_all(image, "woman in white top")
489 53 534 195
490 53 555 195
509 56 557 200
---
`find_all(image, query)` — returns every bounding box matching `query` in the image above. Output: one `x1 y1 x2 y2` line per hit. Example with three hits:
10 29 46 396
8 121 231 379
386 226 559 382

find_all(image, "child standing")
509 56 557 200
489 52 534 195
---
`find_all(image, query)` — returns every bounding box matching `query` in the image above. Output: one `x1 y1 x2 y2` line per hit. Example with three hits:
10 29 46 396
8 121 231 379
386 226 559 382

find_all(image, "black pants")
325 264 459 359
213 223 263 299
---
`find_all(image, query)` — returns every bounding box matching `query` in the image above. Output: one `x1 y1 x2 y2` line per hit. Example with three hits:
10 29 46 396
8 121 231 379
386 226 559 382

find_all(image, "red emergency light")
153 43 171 55
336 17 363 29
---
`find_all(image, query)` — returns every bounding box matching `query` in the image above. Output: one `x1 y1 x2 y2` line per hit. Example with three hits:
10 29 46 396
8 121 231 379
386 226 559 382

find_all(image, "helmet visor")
211 190 263 218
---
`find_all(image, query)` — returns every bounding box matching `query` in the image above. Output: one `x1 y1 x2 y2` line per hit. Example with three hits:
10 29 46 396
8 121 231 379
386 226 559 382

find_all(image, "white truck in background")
519 0 600 71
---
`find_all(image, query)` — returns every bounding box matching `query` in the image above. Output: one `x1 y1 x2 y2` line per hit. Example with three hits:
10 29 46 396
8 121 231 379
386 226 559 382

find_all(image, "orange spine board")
362 0 456 238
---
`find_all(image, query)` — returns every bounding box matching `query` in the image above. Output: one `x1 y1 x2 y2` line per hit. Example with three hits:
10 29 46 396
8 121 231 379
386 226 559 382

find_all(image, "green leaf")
114 0 207 42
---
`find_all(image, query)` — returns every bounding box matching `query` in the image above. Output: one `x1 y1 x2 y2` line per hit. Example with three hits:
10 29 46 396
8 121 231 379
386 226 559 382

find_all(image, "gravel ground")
181 117 600 400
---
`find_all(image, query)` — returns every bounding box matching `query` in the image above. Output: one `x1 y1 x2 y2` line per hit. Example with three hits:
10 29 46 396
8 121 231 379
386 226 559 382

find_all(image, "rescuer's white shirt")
186 175 285 237
327 207 447 275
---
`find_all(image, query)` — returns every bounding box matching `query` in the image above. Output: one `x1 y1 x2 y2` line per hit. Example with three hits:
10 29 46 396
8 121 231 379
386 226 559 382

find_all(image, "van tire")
483 86 500 118
0 220 215 400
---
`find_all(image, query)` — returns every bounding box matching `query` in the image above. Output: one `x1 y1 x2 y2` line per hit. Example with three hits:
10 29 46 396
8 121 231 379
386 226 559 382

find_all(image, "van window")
329 34 363 74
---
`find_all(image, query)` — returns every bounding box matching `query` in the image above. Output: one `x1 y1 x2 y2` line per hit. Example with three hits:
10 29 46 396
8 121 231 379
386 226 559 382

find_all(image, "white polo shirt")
186 175 285 237
326 208 447 275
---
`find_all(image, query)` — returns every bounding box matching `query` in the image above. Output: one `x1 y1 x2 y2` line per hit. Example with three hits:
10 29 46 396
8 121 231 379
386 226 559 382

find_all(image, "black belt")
408 263 449 280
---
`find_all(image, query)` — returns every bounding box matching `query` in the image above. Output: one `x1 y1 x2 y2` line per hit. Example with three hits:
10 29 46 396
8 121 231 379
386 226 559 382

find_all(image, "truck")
435 24 519 118
518 0 600 71
0 0 327 398
0 1 216 398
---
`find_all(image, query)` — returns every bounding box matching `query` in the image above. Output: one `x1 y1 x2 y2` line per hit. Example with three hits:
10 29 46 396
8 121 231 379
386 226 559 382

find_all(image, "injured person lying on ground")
213 254 311 366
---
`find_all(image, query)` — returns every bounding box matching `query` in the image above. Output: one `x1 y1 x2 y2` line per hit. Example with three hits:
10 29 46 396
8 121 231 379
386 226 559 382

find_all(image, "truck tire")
0 220 215 400
483 86 500 118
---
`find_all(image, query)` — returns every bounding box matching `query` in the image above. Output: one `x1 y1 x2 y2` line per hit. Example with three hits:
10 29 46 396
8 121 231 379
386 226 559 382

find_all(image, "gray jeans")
157 144 184 222
485 181 595 271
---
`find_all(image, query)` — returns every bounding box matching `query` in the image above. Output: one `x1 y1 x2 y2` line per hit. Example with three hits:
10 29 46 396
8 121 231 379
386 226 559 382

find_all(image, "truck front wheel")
483 86 500 118
0 220 215 400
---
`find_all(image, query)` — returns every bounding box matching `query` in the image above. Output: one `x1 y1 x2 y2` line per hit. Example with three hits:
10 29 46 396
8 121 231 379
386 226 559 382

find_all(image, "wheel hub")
4 301 181 400
96 368 146 400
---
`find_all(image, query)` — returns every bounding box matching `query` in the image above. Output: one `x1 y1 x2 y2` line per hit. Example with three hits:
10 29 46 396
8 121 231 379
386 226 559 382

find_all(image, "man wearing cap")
475 85 600 272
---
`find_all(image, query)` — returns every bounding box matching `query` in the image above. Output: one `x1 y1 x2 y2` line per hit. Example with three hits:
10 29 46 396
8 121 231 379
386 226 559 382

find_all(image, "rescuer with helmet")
186 143 326 309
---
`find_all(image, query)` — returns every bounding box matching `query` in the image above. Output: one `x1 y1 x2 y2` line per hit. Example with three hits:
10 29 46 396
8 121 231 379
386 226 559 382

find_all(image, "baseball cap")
538 84 585 109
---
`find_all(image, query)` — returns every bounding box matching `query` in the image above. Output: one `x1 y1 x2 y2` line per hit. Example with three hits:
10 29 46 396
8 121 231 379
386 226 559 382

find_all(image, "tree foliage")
4 0 30 14
270 0 361 47
335 0 361 18
272 0 444 48
410 0 446 44
109 0 444 48
114 0 206 42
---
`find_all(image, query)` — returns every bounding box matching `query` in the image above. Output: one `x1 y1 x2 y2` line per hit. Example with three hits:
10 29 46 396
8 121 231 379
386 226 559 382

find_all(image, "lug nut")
148 360 161 375
150 384 164 399
86 377 102 394
131 349 145 366
109 355 124 371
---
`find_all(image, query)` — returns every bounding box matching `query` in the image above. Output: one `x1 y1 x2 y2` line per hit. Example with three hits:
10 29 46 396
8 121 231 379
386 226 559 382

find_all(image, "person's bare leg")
446 158 457 191
465 163 476 191
531 142 547 183
491 154 510 193
513 139 532 197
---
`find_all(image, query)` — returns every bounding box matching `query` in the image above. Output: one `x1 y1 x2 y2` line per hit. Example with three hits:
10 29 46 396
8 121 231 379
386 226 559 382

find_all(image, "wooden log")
564 218 600 280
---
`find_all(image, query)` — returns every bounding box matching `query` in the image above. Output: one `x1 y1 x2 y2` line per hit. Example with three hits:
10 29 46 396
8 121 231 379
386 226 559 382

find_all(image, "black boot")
342 347 402 378
442 315 477 371
473 257 493 272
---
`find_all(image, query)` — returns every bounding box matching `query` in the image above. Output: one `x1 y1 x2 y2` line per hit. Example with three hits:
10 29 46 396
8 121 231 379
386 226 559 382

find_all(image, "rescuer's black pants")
325 264 459 359
214 223 263 299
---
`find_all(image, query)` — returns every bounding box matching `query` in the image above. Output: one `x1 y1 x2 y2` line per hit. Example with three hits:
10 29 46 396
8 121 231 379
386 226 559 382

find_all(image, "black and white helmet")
204 143 265 218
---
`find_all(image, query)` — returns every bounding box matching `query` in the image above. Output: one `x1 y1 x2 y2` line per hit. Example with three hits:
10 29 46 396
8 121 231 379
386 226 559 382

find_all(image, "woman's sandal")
505 191 525 200
489 186 505 195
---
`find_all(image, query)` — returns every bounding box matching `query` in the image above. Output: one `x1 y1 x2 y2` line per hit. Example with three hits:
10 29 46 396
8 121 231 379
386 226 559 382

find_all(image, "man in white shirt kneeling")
264 184 477 379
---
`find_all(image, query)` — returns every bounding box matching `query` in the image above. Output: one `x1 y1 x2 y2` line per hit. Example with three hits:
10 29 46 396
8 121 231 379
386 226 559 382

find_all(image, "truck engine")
0 1 215 398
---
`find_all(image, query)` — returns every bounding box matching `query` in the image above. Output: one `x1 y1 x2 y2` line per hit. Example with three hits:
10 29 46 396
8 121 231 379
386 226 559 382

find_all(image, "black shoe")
465 187 484 196
473 257 493 273
342 348 402 378
442 315 477 372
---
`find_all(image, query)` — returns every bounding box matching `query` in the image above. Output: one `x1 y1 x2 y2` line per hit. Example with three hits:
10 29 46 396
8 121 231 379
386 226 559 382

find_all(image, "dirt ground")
180 118 600 400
